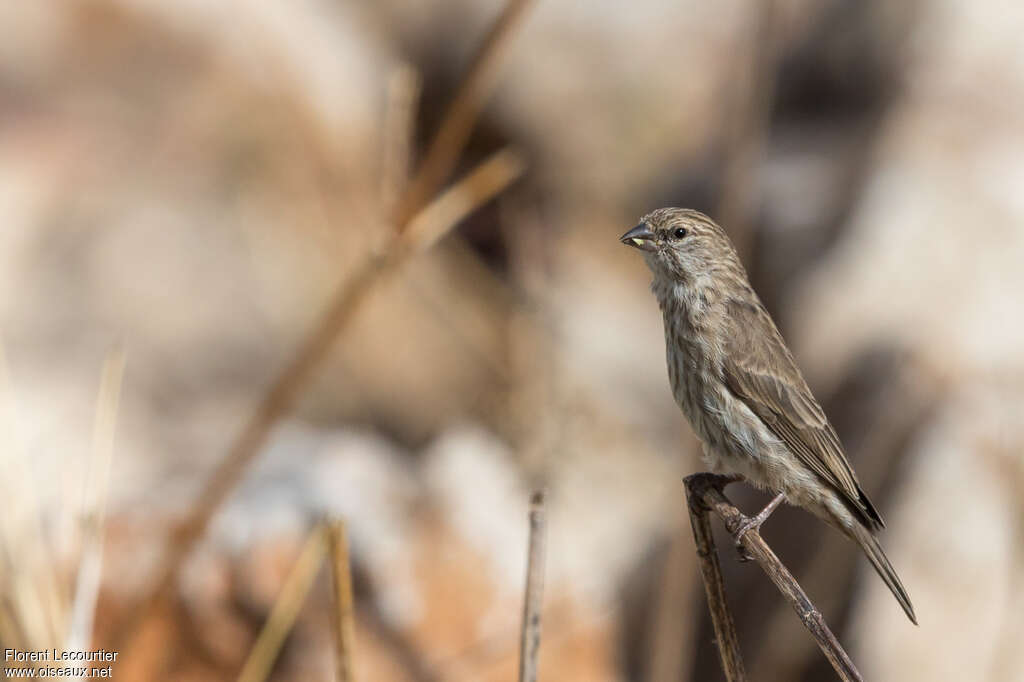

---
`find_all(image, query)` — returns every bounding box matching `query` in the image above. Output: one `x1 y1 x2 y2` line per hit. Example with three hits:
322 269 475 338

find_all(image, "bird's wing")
721 298 884 530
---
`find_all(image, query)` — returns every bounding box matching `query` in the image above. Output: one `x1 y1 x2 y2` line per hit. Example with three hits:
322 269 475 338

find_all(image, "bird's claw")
732 493 785 562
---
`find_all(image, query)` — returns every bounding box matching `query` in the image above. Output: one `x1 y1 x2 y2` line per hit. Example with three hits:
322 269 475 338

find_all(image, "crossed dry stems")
112 1 537 676
684 473 863 682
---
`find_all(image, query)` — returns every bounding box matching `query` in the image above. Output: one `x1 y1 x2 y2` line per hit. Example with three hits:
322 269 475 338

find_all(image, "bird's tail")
850 523 917 625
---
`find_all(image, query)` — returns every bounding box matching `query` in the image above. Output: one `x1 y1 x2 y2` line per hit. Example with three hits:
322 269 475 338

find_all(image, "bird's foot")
734 493 784 562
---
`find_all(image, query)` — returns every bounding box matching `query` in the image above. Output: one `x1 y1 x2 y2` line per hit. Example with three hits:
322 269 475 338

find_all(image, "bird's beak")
620 223 657 252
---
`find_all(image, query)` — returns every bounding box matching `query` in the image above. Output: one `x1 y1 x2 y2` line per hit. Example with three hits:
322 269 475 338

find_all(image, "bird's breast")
662 308 786 478
663 314 720 416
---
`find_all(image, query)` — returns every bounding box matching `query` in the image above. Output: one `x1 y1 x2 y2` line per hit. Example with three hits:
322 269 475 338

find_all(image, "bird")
620 207 916 624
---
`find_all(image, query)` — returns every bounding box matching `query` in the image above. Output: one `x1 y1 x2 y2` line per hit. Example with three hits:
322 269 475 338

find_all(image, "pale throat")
652 271 721 332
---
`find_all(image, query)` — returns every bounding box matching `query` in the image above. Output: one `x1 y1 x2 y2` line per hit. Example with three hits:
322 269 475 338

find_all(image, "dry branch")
328 519 357 682
685 481 746 682
236 524 328 682
401 149 526 252
392 0 535 230
684 473 863 682
518 490 546 682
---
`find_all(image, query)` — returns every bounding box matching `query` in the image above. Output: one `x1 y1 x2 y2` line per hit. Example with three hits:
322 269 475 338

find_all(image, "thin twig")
392 0 535 230
517 490 546 682
684 473 864 682
684 479 746 682
327 519 357 682
236 524 328 682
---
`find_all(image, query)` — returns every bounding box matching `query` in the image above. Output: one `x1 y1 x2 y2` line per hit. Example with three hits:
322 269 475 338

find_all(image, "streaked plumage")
621 207 916 624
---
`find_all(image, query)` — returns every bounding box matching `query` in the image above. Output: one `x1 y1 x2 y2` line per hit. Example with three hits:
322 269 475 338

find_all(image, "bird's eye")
672 227 687 239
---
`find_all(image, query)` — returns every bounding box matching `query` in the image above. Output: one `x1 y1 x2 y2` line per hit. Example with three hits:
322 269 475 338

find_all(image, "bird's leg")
734 493 784 561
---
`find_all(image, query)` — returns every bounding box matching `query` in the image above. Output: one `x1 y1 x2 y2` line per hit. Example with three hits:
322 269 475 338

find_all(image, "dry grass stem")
392 0 535 229
401 148 526 252
327 519 357 682
684 478 746 682
67 349 126 657
517 490 547 682
685 473 864 682
236 524 328 682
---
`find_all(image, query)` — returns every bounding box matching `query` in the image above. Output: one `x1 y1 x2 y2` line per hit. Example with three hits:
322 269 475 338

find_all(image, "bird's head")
620 207 739 283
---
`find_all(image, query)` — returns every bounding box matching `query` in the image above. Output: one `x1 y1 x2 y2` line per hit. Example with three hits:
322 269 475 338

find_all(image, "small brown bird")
621 207 916 624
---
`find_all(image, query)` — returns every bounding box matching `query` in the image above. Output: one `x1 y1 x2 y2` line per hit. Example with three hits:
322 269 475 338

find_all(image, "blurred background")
1 0 1022 680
